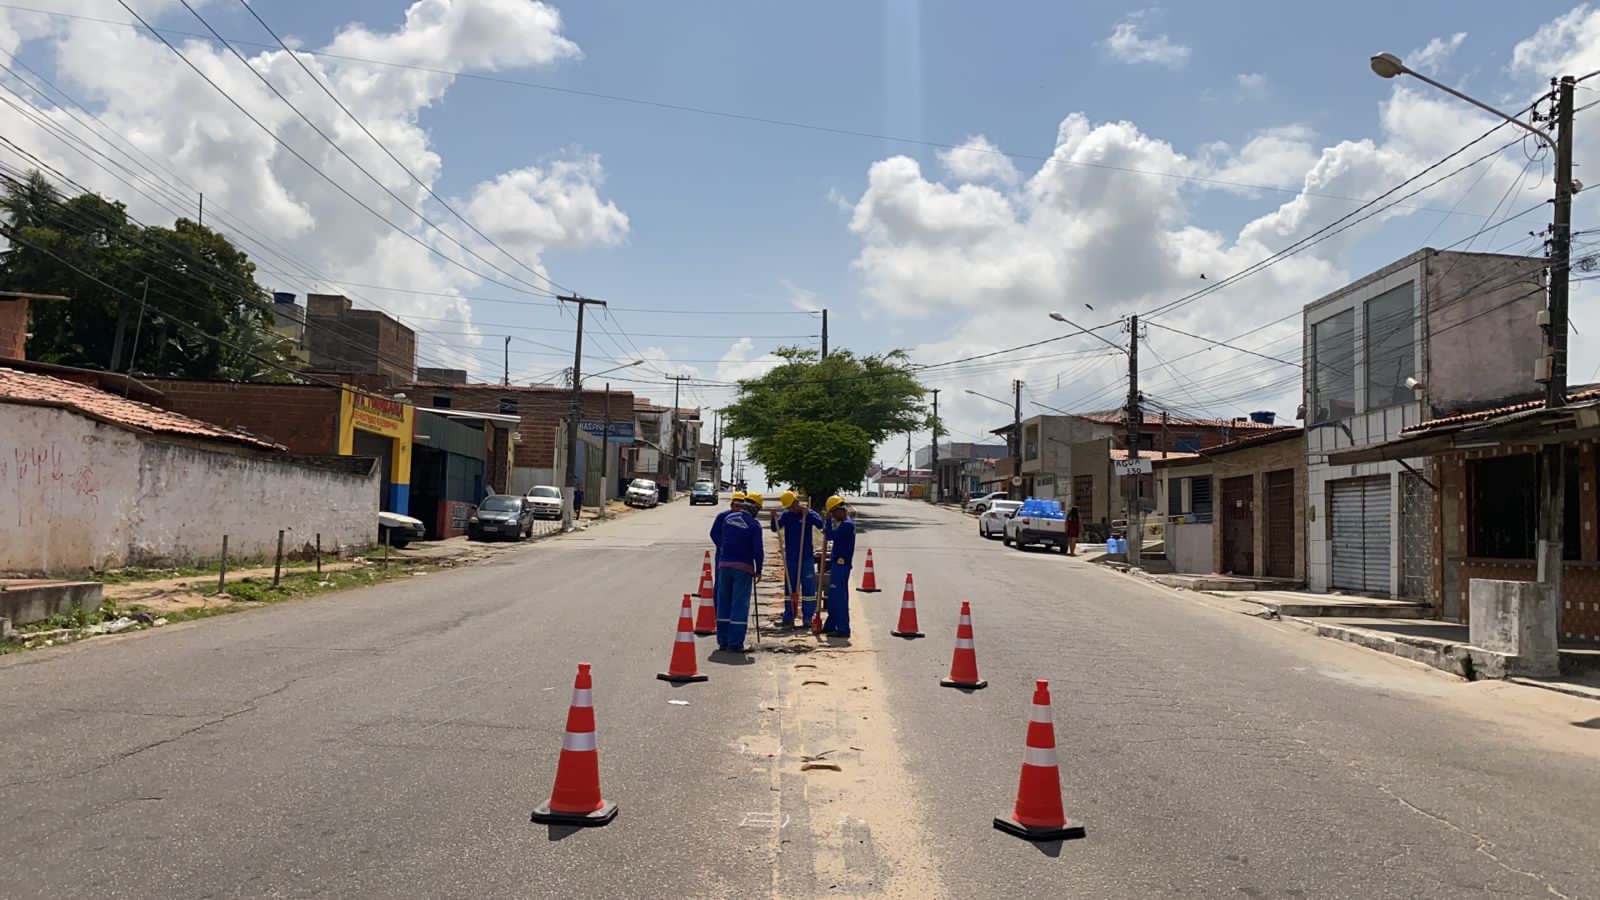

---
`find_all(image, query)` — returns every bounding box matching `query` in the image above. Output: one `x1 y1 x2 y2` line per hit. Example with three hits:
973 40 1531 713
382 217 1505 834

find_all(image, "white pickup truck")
1003 498 1067 553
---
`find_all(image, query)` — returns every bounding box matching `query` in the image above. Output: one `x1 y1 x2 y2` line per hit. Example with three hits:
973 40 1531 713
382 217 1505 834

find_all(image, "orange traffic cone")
698 552 715 600
994 679 1085 841
693 590 716 636
658 595 709 684
858 548 882 592
939 601 987 690
890 573 924 639
531 662 618 827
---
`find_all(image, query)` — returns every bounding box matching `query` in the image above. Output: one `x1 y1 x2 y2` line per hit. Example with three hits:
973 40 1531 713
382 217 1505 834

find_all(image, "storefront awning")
1326 399 1600 464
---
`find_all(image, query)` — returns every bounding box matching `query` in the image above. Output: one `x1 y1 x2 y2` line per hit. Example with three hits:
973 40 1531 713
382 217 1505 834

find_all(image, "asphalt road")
2 498 1598 899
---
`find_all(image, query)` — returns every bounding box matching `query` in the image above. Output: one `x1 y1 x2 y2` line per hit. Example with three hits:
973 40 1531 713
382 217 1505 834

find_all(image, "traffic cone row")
697 551 714 600
526 548 1084 843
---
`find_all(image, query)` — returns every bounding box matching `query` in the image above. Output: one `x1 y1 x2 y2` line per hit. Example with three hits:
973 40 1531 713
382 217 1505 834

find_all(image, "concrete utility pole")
930 388 940 504
1538 75 1576 601
821 309 829 358
1125 314 1142 570
559 294 606 531
713 410 721 488
1012 379 1022 498
667 374 692 492
1161 409 1169 460
503 336 511 386
600 381 611 517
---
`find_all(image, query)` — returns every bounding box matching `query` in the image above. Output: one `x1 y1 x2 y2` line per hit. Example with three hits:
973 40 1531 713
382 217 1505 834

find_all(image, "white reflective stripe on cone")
1029 704 1053 722
571 689 593 707
1022 745 1058 767
562 730 598 752
959 615 973 625
901 600 916 608
954 638 975 649
676 631 694 641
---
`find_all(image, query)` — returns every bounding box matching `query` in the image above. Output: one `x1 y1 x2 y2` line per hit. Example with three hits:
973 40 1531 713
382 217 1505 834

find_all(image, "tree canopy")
0 169 294 380
722 346 927 497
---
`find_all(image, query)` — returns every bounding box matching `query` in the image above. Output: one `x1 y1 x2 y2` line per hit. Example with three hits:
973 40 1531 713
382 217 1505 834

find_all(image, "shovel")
811 548 827 636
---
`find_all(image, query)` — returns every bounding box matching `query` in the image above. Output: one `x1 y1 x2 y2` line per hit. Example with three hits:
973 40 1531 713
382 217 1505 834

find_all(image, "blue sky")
3 1 1599 487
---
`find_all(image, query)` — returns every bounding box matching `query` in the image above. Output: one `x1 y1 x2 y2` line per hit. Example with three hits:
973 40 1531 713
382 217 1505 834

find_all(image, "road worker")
821 495 856 637
710 490 748 601
711 490 763 651
771 489 824 628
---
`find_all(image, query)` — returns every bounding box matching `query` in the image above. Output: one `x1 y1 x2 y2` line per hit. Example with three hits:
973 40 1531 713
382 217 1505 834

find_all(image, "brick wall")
0 298 25 359
1206 436 1306 580
146 380 340 454
1440 439 1600 641
411 384 633 469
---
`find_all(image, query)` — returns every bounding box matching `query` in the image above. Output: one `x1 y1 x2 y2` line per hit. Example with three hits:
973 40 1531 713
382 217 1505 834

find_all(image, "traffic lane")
0 501 787 899
853 499 1600 898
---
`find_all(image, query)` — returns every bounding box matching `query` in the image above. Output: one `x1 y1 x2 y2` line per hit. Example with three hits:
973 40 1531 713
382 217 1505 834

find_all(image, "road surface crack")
1377 784 1571 899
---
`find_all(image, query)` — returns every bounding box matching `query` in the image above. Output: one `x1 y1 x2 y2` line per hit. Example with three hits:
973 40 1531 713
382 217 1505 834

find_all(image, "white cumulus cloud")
937 135 1021 186
1103 14 1191 69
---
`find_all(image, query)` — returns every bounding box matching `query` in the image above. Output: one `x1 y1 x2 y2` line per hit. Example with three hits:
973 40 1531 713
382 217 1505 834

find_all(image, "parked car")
625 478 661 509
468 494 535 541
377 510 426 549
690 481 718 506
1004 497 1067 552
523 484 563 520
978 499 1022 539
966 491 1009 514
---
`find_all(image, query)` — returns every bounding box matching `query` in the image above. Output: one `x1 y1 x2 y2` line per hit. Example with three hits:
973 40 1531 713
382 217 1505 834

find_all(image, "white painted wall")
0 403 379 574
1167 521 1214 574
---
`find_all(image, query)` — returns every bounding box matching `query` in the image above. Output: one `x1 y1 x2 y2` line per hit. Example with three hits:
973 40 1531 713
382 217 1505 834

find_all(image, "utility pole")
713 411 721 489
503 336 511 386
821 309 829 358
1012 379 1022 499
930 388 940 504
667 374 692 493
1125 314 1143 569
197 192 203 226
907 431 913 499
1161 410 1169 460
559 294 606 531
1537 75 1576 602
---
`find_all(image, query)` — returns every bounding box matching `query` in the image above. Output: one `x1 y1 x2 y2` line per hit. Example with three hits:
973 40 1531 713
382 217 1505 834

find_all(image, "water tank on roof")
1248 410 1276 425
273 292 296 305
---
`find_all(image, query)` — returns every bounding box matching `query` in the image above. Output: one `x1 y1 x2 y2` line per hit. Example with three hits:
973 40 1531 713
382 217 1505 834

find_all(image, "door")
1265 469 1296 579
1221 475 1254 575
1398 472 1429 599
1330 476 1391 594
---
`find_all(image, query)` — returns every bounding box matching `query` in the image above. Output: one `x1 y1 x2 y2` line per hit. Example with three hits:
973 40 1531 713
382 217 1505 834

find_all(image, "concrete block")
1468 578 1559 677
0 580 102 626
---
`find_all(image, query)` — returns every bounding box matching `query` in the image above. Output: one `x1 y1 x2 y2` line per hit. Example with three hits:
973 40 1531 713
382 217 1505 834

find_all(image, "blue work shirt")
825 516 856 567
772 507 825 559
710 506 739 560
712 510 765 573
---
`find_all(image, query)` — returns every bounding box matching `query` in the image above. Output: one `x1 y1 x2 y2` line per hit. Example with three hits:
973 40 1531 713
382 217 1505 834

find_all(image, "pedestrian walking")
821 495 855 638
771 490 825 627
711 491 763 651
1066 505 1081 556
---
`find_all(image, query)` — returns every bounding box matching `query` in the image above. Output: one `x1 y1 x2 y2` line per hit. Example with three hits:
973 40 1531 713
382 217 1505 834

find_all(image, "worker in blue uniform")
771 490 824 628
711 492 763 651
821 495 855 637
710 491 747 602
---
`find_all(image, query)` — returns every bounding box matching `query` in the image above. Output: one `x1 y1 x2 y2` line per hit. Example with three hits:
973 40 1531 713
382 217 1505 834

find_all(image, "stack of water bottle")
1107 533 1126 555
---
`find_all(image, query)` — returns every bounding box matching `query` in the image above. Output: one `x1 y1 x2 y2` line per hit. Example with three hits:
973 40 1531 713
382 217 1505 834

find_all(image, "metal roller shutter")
1329 476 1391 594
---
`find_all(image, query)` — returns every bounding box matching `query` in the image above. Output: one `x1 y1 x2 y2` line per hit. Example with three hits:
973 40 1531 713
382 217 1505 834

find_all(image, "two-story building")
1301 248 1546 598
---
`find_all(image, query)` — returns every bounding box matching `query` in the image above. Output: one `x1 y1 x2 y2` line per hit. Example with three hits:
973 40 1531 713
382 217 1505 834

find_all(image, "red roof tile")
1404 386 1600 433
1111 447 1199 461
1078 409 1286 430
0 367 281 450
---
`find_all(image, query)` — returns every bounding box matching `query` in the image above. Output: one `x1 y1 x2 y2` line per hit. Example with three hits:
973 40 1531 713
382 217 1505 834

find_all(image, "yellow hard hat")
731 490 747 501
779 490 797 507
824 495 845 513
746 492 764 505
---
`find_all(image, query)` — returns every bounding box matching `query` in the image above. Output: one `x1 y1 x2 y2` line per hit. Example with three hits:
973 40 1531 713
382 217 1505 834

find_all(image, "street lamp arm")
1370 52 1553 145
964 388 1012 408
1048 312 1128 353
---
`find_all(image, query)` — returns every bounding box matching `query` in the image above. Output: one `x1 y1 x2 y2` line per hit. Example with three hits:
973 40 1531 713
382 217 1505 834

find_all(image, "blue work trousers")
782 554 817 625
822 564 851 636
715 567 753 649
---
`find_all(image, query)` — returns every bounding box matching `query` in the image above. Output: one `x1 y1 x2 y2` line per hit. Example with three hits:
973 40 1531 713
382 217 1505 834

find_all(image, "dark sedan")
467 495 535 541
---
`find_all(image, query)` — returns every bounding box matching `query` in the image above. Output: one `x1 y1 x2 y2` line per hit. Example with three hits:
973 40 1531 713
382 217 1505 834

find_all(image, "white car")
523 484 563 520
978 500 1022 539
377 510 426 549
966 491 1009 514
625 478 661 508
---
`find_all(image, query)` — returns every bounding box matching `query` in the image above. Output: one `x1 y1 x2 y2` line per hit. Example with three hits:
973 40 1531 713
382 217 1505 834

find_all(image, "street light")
1369 52 1554 144
964 388 1011 408
580 359 644 383
1049 311 1128 353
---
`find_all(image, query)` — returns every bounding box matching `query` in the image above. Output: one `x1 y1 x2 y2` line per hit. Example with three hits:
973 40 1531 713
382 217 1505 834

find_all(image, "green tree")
722 346 927 476
0 169 293 380
764 420 874 502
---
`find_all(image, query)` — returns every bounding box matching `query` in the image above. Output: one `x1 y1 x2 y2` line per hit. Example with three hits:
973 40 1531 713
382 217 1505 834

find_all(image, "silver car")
523 484 563 520
625 478 660 508
978 499 1022 539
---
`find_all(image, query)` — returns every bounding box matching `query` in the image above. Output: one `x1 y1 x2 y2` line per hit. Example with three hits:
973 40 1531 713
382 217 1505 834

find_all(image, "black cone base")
940 678 988 690
693 629 714 637
532 800 618 827
890 630 925 639
859 588 882 593
993 815 1085 842
657 672 709 683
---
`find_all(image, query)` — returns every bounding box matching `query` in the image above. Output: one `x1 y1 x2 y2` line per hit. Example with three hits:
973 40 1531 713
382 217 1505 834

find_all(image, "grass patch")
94 554 344 584
222 566 398 603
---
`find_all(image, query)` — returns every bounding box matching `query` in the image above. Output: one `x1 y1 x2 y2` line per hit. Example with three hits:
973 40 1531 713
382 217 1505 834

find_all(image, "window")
1173 435 1200 453
1469 452 1579 559
1365 282 1416 410
1191 475 1214 523
498 397 517 414
432 395 451 408
1024 423 1039 461
1311 309 1356 423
